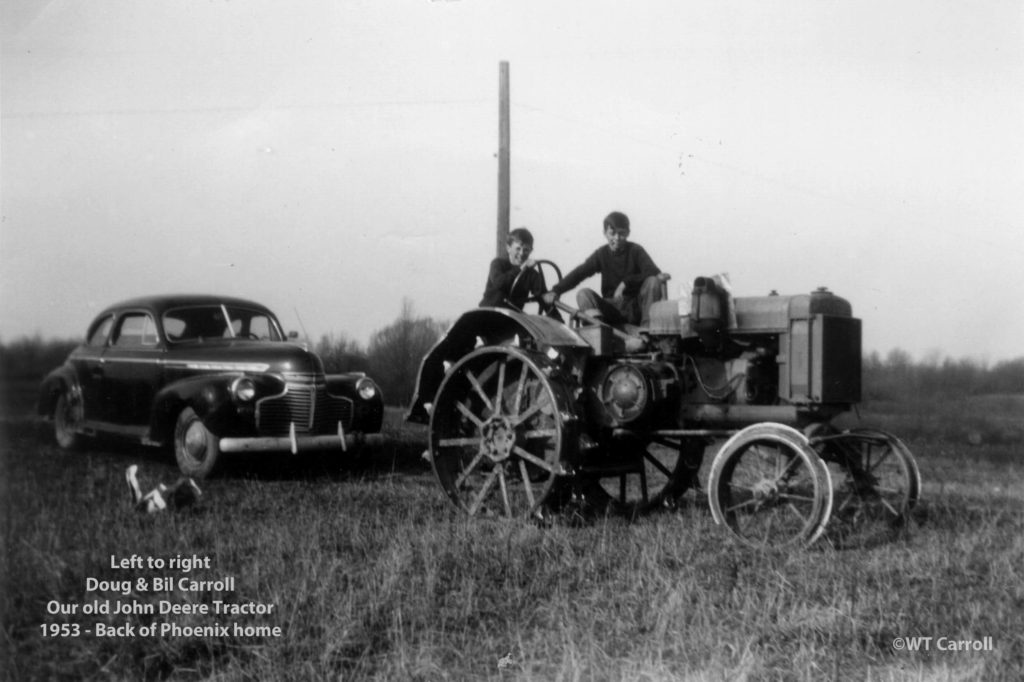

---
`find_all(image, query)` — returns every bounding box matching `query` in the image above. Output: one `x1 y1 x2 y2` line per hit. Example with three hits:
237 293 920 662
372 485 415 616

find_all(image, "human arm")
550 249 602 295
488 258 522 290
479 258 522 307
612 281 626 302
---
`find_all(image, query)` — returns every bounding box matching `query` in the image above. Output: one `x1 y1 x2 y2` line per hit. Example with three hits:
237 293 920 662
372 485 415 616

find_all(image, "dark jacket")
551 242 660 298
479 259 543 310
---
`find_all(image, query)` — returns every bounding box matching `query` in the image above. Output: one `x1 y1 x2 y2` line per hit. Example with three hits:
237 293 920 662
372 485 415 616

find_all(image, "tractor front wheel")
708 423 833 550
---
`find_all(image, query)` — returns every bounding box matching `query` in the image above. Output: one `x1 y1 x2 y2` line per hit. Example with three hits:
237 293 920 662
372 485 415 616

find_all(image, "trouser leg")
638 275 665 327
576 288 627 325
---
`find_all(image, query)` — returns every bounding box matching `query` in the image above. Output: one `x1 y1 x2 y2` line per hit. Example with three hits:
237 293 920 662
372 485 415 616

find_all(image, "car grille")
256 378 354 436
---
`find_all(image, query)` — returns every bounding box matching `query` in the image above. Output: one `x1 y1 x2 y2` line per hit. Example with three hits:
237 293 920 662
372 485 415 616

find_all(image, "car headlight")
231 377 257 402
356 377 378 401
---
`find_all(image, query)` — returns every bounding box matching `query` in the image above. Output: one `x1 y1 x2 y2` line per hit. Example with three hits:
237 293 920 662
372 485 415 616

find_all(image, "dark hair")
603 211 630 232
507 227 534 246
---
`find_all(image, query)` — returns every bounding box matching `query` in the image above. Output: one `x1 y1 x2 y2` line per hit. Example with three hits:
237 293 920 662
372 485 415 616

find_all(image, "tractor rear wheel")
584 435 706 514
708 423 833 550
429 347 575 519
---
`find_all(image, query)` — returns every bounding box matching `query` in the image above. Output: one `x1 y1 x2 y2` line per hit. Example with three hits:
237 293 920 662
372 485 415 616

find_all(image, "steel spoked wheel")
589 436 706 513
174 407 222 479
429 347 574 518
813 427 921 526
54 387 84 449
708 424 833 550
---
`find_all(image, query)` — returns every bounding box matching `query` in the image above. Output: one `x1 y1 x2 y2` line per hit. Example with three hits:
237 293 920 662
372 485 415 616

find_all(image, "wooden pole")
497 61 510 257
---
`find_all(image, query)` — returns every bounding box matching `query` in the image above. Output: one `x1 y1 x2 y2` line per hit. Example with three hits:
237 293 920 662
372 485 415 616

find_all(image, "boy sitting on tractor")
479 227 545 311
542 211 670 327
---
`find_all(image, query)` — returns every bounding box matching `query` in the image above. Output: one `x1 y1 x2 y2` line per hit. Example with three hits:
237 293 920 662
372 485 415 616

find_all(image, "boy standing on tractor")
479 227 544 311
542 211 670 327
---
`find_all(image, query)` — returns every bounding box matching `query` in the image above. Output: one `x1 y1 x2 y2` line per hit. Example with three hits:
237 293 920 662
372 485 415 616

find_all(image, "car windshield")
163 305 285 343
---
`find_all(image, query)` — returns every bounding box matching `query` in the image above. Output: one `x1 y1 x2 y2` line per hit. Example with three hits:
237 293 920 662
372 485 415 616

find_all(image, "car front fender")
149 373 284 444
326 372 385 432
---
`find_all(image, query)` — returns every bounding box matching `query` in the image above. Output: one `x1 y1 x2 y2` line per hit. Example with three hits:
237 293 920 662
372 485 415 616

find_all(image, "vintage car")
38 294 384 477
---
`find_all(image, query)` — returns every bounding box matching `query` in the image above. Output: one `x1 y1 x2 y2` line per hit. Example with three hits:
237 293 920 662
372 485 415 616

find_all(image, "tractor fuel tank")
734 287 853 333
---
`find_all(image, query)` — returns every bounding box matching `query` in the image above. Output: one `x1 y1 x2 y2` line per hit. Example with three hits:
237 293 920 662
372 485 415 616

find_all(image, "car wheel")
54 388 83 450
174 407 222 479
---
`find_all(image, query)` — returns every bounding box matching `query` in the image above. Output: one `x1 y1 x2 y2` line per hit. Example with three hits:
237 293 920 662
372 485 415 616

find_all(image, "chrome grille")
256 378 354 436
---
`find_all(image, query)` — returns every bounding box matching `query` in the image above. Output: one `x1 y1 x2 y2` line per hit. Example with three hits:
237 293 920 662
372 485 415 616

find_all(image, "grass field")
3 385 1024 680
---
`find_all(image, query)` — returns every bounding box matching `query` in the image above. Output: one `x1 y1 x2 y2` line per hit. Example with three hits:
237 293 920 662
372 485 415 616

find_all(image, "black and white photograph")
2 1 1022 679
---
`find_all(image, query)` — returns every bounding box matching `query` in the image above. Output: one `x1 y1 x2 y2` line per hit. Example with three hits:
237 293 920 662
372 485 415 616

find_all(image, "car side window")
112 313 158 347
87 316 114 347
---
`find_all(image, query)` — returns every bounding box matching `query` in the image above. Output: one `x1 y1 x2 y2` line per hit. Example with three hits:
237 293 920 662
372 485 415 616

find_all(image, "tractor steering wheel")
508 259 563 320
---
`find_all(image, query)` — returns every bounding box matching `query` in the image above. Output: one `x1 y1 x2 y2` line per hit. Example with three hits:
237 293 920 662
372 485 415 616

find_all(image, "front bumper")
219 422 383 454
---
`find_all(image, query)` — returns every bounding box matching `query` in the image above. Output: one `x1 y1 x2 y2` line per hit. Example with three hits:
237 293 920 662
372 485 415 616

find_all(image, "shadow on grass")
820 491 1024 551
6 415 432 485
233 436 431 482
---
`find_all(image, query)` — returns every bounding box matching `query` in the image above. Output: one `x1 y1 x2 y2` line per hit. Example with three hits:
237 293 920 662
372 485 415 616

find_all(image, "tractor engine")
585 283 865 430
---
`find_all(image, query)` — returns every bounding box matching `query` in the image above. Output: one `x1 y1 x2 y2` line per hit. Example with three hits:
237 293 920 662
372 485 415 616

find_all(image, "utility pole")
497 61 510 257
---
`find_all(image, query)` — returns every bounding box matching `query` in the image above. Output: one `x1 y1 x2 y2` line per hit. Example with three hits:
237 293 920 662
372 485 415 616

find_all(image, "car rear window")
87 315 114 346
112 313 158 347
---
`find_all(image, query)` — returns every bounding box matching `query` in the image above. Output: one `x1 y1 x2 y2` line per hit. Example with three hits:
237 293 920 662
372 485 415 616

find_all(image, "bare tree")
366 299 446 406
313 333 368 374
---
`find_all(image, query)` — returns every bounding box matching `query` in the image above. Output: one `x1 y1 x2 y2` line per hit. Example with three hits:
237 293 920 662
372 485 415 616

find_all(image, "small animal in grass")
125 464 202 513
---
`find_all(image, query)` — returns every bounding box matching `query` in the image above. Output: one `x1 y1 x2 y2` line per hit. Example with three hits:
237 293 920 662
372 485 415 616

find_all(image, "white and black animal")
126 464 202 513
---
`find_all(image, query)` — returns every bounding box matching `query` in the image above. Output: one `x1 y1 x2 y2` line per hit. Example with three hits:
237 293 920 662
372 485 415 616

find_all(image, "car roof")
98 294 275 317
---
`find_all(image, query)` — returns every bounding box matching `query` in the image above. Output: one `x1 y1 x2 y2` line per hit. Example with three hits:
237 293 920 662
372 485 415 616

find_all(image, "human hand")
521 258 536 270
657 272 672 283
613 282 626 302
541 291 558 306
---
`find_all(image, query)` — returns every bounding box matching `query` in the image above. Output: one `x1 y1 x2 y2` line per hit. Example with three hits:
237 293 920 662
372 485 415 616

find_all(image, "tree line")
2 305 1023 407
863 349 1024 402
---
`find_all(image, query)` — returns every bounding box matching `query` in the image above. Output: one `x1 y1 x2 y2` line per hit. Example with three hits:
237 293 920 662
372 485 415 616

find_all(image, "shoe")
624 335 648 353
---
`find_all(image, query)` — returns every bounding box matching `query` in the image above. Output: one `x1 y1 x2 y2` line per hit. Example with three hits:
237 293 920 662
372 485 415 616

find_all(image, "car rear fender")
37 366 77 417
405 308 591 424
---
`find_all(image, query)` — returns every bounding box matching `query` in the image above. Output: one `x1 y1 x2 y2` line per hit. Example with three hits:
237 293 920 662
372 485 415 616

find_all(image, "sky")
2 0 1022 363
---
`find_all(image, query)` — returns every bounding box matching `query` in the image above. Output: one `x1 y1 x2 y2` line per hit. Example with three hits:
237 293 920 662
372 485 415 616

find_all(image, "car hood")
164 340 323 374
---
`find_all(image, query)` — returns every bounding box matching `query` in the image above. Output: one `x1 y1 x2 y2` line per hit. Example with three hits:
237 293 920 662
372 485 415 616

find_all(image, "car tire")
54 389 83 450
174 407 222 479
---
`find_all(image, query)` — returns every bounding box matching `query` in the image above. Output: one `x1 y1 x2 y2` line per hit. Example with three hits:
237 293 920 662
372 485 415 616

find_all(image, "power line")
3 98 489 119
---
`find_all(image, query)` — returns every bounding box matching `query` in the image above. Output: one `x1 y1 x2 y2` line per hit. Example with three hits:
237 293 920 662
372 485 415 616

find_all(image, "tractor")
406 262 920 549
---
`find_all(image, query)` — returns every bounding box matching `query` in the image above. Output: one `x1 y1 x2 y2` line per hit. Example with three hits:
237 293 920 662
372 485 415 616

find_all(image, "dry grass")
2 404 1024 681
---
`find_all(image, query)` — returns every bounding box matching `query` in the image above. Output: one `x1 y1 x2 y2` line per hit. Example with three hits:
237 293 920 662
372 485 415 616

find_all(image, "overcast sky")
2 0 1022 362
